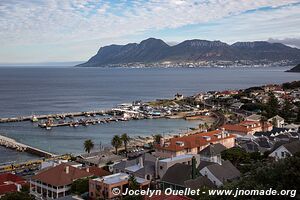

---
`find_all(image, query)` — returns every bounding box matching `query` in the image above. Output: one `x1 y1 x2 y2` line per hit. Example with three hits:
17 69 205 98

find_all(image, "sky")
0 0 300 63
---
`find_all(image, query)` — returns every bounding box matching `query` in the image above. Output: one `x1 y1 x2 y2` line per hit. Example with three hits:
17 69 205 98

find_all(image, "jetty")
37 117 128 129
0 135 56 158
0 110 111 123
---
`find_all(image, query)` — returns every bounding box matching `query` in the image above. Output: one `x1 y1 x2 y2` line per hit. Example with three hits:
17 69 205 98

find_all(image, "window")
160 166 163 170
281 151 285 158
146 174 151 180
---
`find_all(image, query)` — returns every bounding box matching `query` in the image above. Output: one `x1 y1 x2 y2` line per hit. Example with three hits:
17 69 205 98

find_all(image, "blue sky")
0 0 300 63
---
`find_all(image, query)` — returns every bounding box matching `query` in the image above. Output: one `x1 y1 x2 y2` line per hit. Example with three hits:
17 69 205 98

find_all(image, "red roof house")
0 173 27 196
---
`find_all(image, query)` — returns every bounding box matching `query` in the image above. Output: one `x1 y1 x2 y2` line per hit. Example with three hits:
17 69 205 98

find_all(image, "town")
1 80 300 200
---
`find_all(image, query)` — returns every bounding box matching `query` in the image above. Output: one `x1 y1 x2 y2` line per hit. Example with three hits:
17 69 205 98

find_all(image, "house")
245 114 262 122
0 173 27 197
30 163 93 199
222 121 272 136
175 93 184 100
76 150 125 167
89 173 150 200
199 143 226 164
268 115 285 128
160 163 214 191
199 160 240 187
253 127 299 143
238 137 273 153
86 166 111 177
269 141 300 160
41 160 82 170
158 154 200 179
230 102 244 110
155 129 235 158
113 153 157 180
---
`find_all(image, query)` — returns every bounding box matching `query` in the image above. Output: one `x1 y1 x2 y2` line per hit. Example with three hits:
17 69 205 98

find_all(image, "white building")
269 141 300 160
30 164 92 199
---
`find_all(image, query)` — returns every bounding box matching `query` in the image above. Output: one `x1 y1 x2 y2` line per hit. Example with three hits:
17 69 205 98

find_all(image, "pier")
37 116 128 129
0 135 56 158
0 110 110 123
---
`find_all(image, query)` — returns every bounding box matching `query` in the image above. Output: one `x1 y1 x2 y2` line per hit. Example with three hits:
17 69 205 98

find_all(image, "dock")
0 134 56 158
0 110 110 123
37 117 128 129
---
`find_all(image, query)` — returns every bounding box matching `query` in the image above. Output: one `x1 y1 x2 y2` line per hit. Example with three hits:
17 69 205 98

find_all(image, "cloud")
0 0 299 62
268 38 300 48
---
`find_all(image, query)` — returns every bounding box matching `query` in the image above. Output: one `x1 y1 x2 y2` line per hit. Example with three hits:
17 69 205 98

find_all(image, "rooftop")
204 160 240 182
31 163 92 187
156 130 235 152
159 154 195 163
282 141 300 154
93 173 149 185
200 143 226 157
0 173 26 196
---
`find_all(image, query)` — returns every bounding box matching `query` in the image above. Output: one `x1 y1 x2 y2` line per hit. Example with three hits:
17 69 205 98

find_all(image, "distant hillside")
77 38 300 67
286 64 300 72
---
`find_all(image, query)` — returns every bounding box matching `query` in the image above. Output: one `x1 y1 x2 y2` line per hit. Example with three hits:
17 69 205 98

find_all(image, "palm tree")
84 139 94 154
111 135 122 154
128 174 139 190
121 133 130 157
153 134 162 144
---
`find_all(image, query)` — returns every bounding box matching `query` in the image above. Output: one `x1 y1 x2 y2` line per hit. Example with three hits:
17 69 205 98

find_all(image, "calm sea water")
0 66 299 163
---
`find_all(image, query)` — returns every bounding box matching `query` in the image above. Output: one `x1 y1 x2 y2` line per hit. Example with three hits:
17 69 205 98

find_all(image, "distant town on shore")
77 38 300 68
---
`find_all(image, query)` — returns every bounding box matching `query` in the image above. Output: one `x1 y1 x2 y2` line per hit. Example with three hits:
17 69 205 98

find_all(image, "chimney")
221 128 226 138
160 137 165 147
16 184 21 192
139 156 143 168
65 166 69 174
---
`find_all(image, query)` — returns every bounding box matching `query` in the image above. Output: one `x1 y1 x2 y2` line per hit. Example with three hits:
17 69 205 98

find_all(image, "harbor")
0 98 209 130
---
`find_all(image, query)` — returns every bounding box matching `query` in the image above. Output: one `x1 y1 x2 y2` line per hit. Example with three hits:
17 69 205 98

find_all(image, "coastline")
0 66 299 163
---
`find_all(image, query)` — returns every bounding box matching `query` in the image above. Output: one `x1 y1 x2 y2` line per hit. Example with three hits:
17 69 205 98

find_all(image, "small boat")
31 116 39 122
46 126 51 130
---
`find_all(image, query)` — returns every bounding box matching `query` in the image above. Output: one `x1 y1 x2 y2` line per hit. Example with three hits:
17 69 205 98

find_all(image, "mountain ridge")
77 38 300 67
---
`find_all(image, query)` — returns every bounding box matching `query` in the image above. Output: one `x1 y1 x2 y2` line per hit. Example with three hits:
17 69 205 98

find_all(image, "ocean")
0 66 299 163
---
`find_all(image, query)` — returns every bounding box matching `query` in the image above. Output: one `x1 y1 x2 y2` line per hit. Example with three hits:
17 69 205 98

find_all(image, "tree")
121 133 130 157
111 135 122 154
221 147 250 167
280 99 293 122
296 107 300 123
84 139 94 153
153 134 163 144
128 174 140 190
71 178 89 195
265 92 279 118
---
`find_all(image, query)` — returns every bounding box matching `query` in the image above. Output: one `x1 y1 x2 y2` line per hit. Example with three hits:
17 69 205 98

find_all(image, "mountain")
286 64 300 72
77 38 300 67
